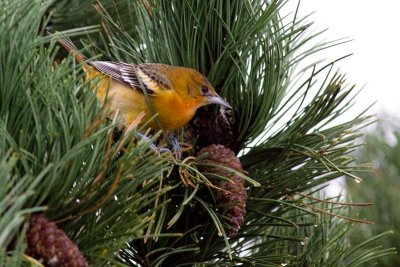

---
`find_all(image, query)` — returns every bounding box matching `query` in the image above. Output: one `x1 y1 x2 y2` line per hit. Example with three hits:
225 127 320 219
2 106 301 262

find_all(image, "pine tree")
0 0 395 266
347 118 400 266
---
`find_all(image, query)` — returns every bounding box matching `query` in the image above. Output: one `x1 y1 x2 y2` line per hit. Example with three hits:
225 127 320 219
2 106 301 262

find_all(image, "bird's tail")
53 34 87 64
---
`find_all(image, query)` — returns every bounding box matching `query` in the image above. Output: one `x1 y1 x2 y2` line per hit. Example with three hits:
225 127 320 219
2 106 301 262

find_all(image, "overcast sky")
283 1 400 194
286 1 400 117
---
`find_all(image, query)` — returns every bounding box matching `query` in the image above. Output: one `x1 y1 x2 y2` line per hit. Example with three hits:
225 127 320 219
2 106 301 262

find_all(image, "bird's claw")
168 134 182 159
134 131 159 152
134 131 181 159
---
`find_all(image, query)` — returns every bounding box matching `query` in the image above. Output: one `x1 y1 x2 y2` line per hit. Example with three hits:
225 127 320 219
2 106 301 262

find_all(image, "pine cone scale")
26 214 89 267
197 144 247 237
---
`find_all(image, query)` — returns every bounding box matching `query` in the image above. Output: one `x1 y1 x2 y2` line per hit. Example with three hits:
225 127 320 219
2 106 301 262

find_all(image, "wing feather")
89 61 155 95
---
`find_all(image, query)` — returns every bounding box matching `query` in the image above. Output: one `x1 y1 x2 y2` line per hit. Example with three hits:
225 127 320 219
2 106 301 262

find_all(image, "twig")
294 191 372 206
112 112 144 158
82 104 109 140
179 156 197 188
141 0 152 16
305 202 373 224
288 196 373 224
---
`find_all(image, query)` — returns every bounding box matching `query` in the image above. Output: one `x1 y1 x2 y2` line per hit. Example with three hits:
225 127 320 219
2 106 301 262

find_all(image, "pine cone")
190 106 239 153
197 144 247 237
26 214 89 267
182 124 197 156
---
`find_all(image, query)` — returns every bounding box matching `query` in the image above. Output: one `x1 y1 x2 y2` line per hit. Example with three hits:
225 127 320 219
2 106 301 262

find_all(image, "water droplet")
76 198 80 203
114 195 118 201
300 237 309 246
354 177 362 183
281 258 288 266
314 224 319 228
200 236 204 240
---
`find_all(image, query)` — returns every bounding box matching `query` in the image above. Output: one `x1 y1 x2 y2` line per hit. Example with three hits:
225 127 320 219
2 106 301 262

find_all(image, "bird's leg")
134 131 158 151
134 131 169 154
166 131 182 159
133 131 181 158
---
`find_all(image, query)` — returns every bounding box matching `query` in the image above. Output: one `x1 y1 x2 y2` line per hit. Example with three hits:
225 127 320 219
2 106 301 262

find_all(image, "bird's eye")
201 85 209 94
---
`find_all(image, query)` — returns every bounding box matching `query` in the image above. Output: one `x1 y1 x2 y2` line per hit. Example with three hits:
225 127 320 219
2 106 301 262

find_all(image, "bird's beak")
207 94 232 109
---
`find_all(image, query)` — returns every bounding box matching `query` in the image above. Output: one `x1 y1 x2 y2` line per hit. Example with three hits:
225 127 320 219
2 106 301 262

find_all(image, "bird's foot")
134 131 182 159
134 131 165 154
167 133 182 159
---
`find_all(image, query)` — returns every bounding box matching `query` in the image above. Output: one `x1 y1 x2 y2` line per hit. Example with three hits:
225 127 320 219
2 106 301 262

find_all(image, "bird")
55 37 231 132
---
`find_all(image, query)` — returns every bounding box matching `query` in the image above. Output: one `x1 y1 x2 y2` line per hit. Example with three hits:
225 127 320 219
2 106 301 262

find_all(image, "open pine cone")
187 106 240 153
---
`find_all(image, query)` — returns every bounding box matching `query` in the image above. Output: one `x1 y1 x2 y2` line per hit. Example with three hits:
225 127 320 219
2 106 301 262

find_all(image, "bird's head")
170 67 231 109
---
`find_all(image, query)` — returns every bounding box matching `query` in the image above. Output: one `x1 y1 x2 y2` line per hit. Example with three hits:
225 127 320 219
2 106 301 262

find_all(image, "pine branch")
1 0 393 266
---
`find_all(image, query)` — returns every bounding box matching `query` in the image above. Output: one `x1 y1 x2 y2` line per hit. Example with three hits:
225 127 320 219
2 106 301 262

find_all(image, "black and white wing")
89 61 155 95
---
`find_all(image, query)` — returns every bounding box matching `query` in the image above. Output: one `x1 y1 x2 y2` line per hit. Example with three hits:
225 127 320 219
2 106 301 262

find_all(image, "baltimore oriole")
55 37 231 131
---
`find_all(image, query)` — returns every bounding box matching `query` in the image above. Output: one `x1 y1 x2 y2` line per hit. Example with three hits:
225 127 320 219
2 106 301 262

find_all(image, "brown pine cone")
190 106 239 153
26 214 89 267
181 124 197 156
197 144 247 237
